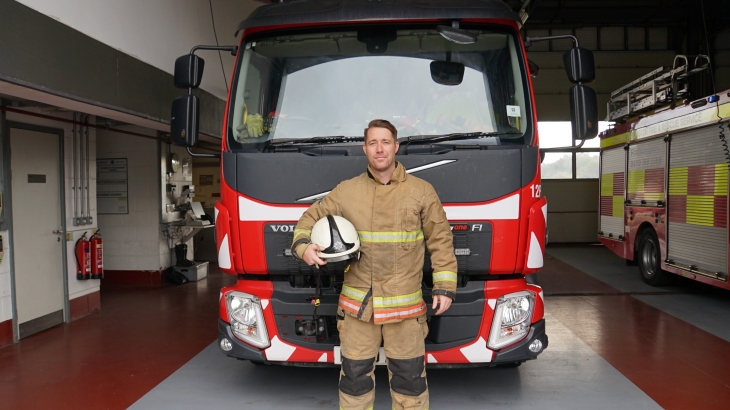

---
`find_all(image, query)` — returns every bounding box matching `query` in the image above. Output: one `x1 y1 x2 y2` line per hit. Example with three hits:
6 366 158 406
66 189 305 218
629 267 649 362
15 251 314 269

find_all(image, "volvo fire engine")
170 0 598 366
598 55 730 289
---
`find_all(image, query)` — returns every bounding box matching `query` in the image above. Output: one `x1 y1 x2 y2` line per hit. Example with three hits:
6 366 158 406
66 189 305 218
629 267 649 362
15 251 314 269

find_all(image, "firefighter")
291 119 457 410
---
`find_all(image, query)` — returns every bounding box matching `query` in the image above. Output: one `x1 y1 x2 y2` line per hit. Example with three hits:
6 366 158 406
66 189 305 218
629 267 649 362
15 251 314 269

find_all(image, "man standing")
291 119 457 410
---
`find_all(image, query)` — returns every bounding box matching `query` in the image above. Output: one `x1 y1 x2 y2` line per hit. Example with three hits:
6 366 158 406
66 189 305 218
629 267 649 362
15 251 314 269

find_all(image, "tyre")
637 230 672 286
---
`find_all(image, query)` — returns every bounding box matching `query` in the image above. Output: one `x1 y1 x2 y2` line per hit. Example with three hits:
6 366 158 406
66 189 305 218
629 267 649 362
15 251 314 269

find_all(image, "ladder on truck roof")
606 55 710 123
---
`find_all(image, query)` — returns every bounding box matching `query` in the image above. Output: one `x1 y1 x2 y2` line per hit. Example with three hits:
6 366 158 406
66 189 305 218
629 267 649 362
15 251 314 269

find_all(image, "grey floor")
130 312 660 410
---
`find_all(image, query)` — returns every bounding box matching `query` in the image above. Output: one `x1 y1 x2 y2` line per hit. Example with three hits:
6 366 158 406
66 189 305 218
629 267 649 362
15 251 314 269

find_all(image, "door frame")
3 121 68 342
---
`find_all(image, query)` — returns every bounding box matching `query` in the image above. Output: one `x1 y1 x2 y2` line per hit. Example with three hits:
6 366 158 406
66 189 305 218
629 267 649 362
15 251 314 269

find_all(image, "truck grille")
264 222 492 276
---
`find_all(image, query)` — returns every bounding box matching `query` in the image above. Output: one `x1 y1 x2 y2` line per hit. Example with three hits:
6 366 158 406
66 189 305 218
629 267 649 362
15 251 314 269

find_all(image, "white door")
10 127 65 339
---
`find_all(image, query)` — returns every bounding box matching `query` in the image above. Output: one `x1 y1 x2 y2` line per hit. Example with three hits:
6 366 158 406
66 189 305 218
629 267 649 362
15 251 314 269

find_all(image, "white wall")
96 127 161 271
96 129 194 272
3 109 100 304
15 0 257 100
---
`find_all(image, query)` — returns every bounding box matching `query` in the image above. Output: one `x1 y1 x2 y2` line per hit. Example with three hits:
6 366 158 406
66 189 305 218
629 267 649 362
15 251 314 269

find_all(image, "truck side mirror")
565 47 597 140
171 95 199 146
563 47 595 84
174 54 205 89
525 36 599 141
569 85 598 140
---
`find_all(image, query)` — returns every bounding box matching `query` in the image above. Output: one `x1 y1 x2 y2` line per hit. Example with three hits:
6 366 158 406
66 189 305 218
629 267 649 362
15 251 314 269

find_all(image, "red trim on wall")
0 319 12 349
69 291 101 321
102 270 164 286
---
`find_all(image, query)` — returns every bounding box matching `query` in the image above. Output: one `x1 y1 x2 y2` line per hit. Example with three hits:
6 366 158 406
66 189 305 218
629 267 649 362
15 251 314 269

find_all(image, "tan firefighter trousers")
337 311 429 410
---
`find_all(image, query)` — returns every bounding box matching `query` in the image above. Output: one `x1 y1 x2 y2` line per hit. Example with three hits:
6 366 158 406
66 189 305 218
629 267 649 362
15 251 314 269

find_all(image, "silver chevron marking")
295 160 457 202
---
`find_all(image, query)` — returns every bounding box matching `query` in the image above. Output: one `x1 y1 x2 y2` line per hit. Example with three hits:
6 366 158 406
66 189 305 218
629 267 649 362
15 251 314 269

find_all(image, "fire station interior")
0 0 729 408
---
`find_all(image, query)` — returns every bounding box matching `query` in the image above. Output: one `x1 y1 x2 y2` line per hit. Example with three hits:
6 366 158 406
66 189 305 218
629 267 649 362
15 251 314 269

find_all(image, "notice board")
97 158 129 214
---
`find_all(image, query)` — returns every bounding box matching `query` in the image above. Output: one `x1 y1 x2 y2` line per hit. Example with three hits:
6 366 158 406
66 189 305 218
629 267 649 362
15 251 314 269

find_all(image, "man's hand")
302 243 327 267
432 295 452 315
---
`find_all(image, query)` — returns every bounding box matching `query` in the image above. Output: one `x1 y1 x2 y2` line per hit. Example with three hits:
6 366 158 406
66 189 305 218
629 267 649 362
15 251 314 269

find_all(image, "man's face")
363 127 399 173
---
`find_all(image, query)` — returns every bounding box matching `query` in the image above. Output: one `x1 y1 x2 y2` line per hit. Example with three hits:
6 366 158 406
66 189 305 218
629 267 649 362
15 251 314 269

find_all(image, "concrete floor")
129 312 661 410
2 245 729 409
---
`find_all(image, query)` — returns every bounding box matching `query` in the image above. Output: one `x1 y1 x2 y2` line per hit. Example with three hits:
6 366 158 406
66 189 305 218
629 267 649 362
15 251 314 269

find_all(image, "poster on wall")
97 158 128 214
199 175 213 185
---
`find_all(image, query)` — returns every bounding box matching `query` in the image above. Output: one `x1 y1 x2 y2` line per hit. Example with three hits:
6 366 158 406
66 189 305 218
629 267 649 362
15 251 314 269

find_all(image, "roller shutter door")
627 137 666 206
667 126 728 276
600 147 626 239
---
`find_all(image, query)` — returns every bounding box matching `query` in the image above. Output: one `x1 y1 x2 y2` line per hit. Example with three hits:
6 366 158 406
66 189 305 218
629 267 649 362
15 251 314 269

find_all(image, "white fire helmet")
311 215 360 262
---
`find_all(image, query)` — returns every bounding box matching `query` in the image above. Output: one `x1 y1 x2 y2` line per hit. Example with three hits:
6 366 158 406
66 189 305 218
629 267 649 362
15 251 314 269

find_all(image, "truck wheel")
637 230 671 286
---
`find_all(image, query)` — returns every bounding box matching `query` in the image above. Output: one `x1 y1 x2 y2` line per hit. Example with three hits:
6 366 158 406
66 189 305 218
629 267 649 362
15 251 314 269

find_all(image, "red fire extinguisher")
90 230 103 280
75 232 91 280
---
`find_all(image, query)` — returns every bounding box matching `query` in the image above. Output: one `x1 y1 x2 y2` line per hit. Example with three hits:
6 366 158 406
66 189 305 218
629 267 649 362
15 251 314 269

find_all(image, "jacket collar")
367 161 407 185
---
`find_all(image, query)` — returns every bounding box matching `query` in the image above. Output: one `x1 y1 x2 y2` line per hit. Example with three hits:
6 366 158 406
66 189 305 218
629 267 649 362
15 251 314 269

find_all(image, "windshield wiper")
263 136 364 150
398 131 522 145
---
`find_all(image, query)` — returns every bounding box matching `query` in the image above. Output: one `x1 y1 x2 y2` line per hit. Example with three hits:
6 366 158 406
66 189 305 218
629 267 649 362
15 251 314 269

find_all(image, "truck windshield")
227 26 531 151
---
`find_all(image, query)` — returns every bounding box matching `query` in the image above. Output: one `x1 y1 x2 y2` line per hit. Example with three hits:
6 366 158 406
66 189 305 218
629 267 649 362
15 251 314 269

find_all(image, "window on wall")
539 121 612 179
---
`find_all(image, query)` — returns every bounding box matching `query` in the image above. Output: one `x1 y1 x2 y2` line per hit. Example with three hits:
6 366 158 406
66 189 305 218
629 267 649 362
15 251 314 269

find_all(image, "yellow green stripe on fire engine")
612 196 624 217
600 173 623 217
600 173 613 196
627 170 644 194
668 167 688 195
627 170 664 200
668 165 728 227
600 103 730 149
686 196 715 226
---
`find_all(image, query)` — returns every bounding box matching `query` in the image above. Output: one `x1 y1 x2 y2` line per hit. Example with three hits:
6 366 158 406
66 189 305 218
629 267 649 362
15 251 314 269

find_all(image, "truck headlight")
487 291 534 350
227 292 270 349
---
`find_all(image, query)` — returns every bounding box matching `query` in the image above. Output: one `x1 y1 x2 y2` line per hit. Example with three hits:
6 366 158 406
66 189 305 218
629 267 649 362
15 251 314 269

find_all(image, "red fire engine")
598 55 730 289
171 0 597 366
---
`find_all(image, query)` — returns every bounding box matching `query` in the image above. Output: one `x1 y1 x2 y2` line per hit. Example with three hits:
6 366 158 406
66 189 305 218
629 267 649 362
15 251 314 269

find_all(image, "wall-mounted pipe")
78 112 85 225
85 114 92 224
72 112 78 225
0 105 218 152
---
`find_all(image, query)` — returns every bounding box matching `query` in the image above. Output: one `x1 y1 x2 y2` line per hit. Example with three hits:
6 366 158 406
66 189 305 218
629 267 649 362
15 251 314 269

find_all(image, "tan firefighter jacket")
291 162 458 324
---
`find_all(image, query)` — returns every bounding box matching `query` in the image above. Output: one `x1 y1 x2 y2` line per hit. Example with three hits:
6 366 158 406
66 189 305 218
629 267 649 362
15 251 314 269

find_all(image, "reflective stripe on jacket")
292 162 457 324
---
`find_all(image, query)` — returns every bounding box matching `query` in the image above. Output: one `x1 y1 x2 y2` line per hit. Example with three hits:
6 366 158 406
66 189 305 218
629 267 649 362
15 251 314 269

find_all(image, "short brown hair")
364 119 397 141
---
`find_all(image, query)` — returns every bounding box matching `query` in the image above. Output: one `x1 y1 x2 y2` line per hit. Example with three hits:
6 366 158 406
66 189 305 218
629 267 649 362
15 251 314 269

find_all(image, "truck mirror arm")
524 35 579 49
186 45 238 94
187 146 219 158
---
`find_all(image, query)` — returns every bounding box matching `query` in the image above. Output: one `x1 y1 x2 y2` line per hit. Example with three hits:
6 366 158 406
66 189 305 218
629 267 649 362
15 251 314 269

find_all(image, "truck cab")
170 0 597 367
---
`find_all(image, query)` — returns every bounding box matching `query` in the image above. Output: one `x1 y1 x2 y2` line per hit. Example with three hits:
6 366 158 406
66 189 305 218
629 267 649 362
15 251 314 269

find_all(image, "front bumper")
492 319 547 363
218 317 547 366
218 319 266 362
